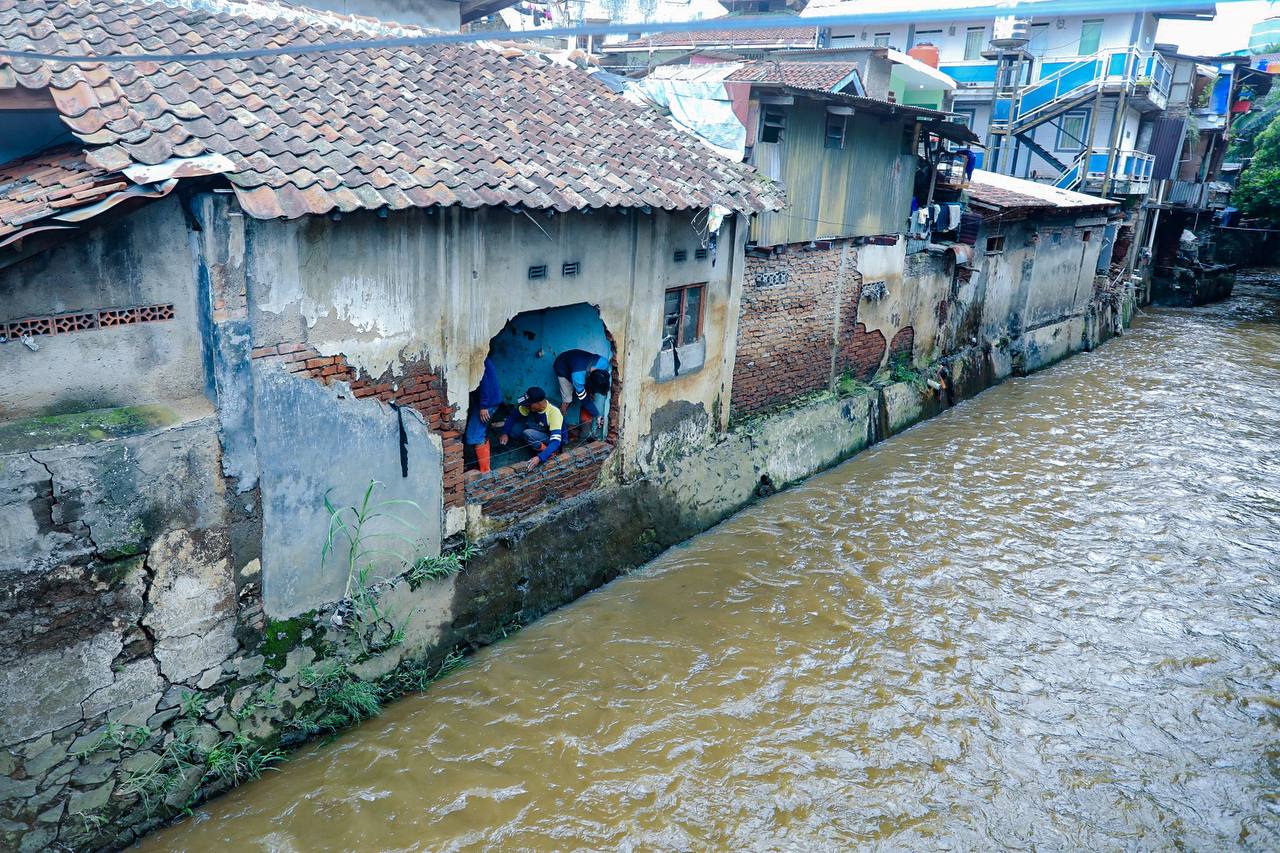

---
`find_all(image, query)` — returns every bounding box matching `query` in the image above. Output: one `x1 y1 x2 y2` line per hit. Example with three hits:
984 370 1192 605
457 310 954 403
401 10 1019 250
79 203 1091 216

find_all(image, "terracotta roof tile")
0 144 122 240
1 0 783 218
726 60 860 93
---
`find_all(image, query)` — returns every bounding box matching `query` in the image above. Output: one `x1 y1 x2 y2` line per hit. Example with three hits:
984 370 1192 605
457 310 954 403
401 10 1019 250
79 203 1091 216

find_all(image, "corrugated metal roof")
1150 116 1188 181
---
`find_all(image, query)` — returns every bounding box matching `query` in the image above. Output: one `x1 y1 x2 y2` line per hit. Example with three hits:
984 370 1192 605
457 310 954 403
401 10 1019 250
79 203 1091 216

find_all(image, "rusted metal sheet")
750 102 914 246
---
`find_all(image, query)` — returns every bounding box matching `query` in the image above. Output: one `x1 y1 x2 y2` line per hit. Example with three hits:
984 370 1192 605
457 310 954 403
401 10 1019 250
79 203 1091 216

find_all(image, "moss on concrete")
260 615 318 671
0 405 180 453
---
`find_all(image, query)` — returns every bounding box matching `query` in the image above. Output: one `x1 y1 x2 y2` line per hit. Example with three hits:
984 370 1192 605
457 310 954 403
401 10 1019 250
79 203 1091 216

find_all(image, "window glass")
1079 19 1103 56
873 32 890 47
914 29 942 47
662 289 681 350
964 27 985 61
680 286 703 346
1057 111 1088 151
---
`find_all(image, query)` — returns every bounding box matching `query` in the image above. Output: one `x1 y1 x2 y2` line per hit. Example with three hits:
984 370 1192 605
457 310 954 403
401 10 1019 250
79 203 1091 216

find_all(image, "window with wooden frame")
759 107 786 144
985 234 1005 253
824 113 847 149
662 284 705 352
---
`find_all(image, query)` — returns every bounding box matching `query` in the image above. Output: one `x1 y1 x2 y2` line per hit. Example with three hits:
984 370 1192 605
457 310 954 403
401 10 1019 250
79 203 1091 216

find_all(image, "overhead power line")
0 0 1246 64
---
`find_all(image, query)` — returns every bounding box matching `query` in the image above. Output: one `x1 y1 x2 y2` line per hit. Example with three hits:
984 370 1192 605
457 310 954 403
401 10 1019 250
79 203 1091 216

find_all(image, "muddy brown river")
144 275 1280 852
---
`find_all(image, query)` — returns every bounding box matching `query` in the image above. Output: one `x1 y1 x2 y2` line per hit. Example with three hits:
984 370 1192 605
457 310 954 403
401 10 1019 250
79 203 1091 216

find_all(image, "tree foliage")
1234 113 1280 221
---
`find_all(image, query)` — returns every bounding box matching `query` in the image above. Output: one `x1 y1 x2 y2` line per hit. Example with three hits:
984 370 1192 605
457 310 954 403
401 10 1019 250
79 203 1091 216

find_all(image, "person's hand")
499 434 508 446
479 408 490 424
526 457 541 471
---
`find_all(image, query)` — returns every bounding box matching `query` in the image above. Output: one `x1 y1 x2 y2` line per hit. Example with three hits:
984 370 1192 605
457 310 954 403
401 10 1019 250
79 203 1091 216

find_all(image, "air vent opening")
528 264 548 280
695 247 708 260
673 249 688 263
561 261 580 276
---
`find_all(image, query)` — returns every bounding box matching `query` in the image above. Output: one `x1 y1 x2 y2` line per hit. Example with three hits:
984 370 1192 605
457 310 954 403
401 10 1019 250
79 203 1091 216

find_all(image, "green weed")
407 541 478 585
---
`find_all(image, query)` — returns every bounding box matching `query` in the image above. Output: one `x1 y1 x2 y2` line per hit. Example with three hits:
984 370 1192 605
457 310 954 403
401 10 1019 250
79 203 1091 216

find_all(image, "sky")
1158 0 1278 53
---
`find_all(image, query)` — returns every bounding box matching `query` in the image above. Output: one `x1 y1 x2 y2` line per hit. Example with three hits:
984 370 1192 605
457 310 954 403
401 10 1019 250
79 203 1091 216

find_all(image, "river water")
145 274 1280 852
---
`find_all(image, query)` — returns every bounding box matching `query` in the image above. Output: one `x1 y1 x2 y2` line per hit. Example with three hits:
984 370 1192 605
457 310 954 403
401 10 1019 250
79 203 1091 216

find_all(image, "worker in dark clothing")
552 348 610 433
499 386 564 471
465 357 502 472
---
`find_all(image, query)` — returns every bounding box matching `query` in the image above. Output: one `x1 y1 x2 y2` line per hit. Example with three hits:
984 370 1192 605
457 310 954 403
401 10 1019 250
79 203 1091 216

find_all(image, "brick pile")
464 440 612 518
250 343 464 508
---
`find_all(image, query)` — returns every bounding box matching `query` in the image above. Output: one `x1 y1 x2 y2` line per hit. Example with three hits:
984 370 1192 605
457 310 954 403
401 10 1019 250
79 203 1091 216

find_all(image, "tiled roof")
0 146 124 244
0 0 783 220
726 60 860 93
967 169 1118 212
616 21 817 49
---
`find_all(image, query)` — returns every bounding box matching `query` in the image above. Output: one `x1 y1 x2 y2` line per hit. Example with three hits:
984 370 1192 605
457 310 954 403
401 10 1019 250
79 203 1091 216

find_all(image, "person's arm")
536 407 564 463
570 369 588 401
478 360 502 411
501 406 523 443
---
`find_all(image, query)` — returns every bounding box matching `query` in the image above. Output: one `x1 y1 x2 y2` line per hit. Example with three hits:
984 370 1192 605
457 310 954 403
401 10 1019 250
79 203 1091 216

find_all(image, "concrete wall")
0 198 208 418
244 204 735 477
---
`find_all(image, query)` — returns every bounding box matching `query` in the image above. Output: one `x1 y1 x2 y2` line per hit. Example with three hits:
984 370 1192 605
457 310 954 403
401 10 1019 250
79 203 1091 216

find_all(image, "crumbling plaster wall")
0 197 207 419
854 241 952 365
242 202 742 487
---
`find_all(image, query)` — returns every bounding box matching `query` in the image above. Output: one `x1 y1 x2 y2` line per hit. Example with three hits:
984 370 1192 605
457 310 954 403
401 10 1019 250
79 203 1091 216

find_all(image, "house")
630 58 981 416
802 0 1216 197
605 0 822 70
0 2 787 845
962 169 1122 373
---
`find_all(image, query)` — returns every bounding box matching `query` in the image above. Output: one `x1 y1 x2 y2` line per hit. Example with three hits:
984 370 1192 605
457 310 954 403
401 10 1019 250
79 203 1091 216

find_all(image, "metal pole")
1101 53 1132 198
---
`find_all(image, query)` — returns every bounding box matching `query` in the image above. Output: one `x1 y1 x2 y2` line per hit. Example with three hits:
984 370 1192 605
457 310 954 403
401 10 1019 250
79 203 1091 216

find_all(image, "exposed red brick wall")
887 326 915 363
841 323 886 380
251 343 464 508
1110 224 1135 278
732 244 855 418
464 441 612 518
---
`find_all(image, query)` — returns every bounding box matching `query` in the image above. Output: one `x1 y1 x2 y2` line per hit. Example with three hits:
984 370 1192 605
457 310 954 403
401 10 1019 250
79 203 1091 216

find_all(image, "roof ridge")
154 0 437 39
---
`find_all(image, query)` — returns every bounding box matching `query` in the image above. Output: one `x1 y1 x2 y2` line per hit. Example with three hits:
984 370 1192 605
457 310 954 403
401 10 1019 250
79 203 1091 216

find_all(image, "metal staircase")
987 48 1172 192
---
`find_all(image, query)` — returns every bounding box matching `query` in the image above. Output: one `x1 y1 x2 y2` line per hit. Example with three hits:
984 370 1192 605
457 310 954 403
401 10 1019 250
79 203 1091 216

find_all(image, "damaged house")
0 0 1143 849
0 0 781 846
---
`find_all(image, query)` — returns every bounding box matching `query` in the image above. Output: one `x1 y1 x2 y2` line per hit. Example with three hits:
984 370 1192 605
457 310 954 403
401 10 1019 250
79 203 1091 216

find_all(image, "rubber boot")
474 442 491 473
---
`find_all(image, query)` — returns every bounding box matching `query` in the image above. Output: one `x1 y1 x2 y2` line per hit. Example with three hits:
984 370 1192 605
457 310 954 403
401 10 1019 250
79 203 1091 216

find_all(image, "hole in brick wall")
474 302 617 472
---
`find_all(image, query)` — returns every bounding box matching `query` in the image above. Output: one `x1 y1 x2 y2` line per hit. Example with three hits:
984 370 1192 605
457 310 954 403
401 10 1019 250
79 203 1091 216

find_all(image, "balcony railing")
1056 147 1154 193
991 49 1172 133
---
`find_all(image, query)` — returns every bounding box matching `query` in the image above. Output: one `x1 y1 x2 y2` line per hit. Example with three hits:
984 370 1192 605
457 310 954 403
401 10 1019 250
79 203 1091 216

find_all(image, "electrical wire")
0 0 1245 64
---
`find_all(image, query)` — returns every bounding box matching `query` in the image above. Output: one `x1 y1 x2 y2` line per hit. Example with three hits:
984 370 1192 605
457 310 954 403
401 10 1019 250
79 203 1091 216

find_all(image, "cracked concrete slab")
142 530 238 683
0 632 120 744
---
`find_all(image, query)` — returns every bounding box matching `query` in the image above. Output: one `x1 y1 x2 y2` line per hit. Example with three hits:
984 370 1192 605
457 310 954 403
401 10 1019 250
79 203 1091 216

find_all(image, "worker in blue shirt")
465 357 502 472
553 348 610 433
499 386 564 471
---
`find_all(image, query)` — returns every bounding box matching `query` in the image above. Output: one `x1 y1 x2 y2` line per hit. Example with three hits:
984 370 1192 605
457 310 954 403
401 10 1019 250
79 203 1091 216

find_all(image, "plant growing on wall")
322 480 429 651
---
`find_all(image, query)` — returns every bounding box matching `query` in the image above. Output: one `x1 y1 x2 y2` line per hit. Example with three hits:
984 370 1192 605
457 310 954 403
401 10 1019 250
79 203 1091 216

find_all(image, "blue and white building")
801 0 1218 197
